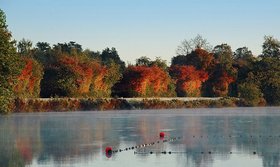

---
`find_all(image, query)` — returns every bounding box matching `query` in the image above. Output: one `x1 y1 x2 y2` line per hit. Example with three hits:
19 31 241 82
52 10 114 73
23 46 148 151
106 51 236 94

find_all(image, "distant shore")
11 97 257 113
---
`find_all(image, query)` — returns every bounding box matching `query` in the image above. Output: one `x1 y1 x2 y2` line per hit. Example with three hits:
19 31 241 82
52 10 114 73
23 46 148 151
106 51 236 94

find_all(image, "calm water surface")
1 107 280 167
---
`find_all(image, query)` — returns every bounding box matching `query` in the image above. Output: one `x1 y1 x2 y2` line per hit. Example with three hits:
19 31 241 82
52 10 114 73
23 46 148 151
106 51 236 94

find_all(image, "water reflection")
1 108 280 167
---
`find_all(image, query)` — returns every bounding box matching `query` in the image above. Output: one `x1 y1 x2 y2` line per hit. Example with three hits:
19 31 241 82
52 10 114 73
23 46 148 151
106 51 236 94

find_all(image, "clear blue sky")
1 0 280 64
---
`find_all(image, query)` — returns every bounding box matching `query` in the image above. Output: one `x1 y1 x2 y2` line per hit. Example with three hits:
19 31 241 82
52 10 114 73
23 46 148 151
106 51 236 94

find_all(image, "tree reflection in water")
1 109 280 167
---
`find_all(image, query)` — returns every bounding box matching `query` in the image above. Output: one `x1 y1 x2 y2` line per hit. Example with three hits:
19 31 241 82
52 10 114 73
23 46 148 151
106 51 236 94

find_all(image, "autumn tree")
209 71 235 97
113 65 175 97
14 40 45 98
172 48 214 70
0 9 24 113
169 65 208 97
40 45 121 98
41 55 98 97
0 11 43 110
85 47 125 93
13 58 43 98
38 43 79 97
171 48 214 96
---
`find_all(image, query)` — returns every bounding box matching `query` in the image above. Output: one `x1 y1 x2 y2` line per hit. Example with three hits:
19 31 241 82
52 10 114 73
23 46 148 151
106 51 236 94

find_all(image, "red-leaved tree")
114 65 175 97
212 71 235 97
169 65 208 97
14 58 43 97
58 55 111 97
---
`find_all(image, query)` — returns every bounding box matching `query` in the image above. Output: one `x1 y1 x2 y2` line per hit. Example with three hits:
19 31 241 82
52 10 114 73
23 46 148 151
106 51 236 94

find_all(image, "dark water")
1 107 280 167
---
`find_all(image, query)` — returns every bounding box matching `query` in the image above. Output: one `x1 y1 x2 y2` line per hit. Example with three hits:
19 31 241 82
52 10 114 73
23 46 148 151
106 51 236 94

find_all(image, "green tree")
100 47 125 72
0 9 24 113
53 41 82 56
231 47 256 96
171 55 188 66
150 57 168 70
136 56 151 66
136 56 168 70
234 47 254 60
213 44 234 71
17 38 33 56
36 42 51 52
252 36 280 105
238 82 263 106
262 81 280 105
261 36 280 58
106 61 122 96
33 42 52 65
253 57 280 105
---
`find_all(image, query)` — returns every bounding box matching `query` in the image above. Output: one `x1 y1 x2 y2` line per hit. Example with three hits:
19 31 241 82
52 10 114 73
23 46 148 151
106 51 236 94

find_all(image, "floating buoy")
105 147 112 154
160 132 165 139
105 147 113 158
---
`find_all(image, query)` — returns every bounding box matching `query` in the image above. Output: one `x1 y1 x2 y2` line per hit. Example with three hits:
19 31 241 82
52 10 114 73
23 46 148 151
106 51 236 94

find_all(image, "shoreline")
11 97 257 113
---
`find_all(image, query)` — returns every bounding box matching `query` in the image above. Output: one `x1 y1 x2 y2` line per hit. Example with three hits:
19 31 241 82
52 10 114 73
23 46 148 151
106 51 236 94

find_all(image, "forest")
1 9 280 113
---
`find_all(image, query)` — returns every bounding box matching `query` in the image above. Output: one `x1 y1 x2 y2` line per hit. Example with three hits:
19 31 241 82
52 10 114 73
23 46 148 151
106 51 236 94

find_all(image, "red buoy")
105 147 112 154
105 146 113 158
160 132 165 138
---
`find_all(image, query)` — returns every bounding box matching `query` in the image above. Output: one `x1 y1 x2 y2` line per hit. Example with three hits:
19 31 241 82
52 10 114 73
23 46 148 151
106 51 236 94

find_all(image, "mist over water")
1 107 280 167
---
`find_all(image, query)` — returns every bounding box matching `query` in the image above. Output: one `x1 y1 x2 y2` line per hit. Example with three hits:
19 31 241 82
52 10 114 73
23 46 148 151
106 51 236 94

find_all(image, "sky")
1 0 280 64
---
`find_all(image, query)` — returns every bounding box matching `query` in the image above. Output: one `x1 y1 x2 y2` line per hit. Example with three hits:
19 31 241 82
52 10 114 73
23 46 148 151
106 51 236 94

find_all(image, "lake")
1 107 280 167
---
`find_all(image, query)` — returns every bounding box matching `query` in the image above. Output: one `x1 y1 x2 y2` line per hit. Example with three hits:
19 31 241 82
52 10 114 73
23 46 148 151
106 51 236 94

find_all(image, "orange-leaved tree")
169 65 208 97
113 65 175 97
14 58 43 97
60 55 113 97
41 54 120 98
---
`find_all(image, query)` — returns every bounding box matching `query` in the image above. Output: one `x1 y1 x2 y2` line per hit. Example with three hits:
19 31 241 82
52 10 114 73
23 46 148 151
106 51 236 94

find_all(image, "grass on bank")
5 97 265 113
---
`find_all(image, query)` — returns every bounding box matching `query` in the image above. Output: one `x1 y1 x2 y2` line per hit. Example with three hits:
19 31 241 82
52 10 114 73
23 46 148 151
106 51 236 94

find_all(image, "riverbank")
11 97 264 113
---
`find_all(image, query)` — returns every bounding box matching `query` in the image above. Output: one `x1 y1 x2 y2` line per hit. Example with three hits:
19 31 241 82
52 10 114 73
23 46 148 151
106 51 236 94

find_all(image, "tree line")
1 9 280 113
